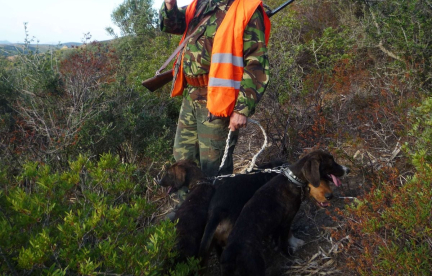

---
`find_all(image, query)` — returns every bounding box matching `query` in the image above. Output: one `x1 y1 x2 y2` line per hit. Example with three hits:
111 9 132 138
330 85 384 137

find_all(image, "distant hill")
0 40 116 57
61 42 83 48
0 42 84 57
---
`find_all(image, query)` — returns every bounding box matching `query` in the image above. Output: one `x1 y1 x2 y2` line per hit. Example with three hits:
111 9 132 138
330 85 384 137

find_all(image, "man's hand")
229 112 247 131
165 0 176 10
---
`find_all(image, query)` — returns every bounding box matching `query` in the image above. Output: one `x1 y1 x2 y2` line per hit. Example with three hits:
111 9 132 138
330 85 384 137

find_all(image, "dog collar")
281 168 307 187
196 179 213 186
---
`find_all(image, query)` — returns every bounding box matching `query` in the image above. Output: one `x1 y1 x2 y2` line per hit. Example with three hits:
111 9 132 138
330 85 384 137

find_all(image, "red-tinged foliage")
59 42 119 94
329 58 371 96
294 0 340 43
263 1 422 170
261 2 430 272
0 0 430 273
333 165 432 275
4 42 121 161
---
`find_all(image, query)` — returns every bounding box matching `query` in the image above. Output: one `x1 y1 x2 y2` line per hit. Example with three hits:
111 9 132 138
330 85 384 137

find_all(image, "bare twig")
370 9 402 61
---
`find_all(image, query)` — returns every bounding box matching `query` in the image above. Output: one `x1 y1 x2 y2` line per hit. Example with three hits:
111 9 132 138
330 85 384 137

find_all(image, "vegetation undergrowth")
336 97 432 275
0 153 200 275
1 0 431 274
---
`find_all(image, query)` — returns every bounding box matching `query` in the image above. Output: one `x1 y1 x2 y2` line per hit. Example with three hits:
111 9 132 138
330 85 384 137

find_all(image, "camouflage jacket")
159 0 269 117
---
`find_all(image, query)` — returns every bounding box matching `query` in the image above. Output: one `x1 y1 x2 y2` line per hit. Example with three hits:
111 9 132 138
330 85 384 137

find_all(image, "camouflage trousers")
174 97 239 177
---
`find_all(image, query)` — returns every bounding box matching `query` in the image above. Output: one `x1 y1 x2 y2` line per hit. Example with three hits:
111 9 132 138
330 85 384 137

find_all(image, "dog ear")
173 164 187 189
302 159 321 187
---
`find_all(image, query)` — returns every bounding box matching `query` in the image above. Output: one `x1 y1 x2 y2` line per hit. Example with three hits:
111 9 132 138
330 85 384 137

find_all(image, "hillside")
0 0 431 275
0 42 83 56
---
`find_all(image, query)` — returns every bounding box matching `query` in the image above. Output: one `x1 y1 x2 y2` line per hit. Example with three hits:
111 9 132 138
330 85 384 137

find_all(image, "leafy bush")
261 2 431 271
0 39 117 164
336 96 432 274
0 32 177 170
365 0 432 87
0 153 200 275
74 85 178 164
407 97 432 166
2 0 431 274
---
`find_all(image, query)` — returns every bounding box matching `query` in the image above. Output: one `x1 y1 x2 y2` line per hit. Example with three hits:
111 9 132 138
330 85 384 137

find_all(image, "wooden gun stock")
141 70 174 92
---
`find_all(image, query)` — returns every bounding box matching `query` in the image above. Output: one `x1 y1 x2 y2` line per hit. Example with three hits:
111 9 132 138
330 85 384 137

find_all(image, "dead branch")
370 9 402 61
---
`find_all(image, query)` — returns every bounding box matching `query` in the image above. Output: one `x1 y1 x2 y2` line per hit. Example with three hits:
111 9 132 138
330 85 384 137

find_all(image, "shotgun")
142 0 295 92
141 70 174 92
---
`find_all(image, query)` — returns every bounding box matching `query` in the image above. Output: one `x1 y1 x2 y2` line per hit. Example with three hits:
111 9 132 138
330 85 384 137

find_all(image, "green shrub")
365 0 432 91
0 153 199 275
338 96 432 274
407 97 432 166
343 168 432 275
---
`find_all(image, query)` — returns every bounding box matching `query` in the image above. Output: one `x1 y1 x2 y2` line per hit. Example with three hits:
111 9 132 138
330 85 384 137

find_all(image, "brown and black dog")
198 164 285 262
159 159 285 263
219 150 350 276
159 160 215 260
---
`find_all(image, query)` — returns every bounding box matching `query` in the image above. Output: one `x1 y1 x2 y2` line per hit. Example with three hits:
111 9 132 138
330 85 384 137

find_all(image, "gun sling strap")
155 2 213 76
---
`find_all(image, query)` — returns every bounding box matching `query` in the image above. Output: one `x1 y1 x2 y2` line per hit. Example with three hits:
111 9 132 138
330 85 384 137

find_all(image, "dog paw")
289 235 305 252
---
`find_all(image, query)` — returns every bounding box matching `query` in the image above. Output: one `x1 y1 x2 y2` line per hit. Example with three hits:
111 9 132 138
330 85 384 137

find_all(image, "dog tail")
199 208 225 259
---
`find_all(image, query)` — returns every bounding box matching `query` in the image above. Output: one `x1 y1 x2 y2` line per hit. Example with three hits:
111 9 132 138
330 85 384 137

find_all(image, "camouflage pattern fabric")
174 98 239 177
160 0 267 176
160 0 270 117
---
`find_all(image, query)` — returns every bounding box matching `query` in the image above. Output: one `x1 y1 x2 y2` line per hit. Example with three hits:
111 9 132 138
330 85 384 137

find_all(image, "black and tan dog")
220 150 350 276
159 159 285 262
159 160 215 260
198 164 286 263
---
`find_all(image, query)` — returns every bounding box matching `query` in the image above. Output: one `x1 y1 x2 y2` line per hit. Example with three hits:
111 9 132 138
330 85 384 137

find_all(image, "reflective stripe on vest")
211 53 244 67
208 78 242 89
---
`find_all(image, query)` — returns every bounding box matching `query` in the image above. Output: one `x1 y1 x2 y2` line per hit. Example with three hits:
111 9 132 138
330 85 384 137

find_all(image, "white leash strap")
218 129 232 173
217 118 268 174
245 118 268 173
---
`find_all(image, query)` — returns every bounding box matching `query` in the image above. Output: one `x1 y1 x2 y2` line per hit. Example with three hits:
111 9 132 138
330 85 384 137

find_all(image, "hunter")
160 0 271 187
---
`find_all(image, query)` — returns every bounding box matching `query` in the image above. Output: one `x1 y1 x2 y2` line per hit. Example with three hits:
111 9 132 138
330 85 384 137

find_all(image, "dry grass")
282 232 350 275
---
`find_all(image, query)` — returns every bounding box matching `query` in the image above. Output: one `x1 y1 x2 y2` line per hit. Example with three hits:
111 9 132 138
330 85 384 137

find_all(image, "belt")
185 74 209 87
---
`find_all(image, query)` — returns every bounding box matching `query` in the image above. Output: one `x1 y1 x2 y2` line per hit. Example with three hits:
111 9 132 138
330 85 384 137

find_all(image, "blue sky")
0 0 191 45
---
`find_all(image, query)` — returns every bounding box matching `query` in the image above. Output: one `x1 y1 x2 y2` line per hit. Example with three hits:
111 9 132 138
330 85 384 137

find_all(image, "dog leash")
212 164 306 187
217 129 232 175
244 118 268 173
210 167 279 184
217 118 268 175
214 119 306 188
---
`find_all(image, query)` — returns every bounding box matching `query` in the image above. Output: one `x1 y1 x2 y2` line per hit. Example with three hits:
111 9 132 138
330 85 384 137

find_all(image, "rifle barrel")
267 0 295 17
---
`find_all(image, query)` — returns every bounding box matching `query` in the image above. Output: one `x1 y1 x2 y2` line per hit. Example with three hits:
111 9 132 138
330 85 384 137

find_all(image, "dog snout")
325 193 333 200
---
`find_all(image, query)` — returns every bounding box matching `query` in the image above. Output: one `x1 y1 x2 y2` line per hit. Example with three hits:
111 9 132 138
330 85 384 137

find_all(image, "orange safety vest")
171 0 271 117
